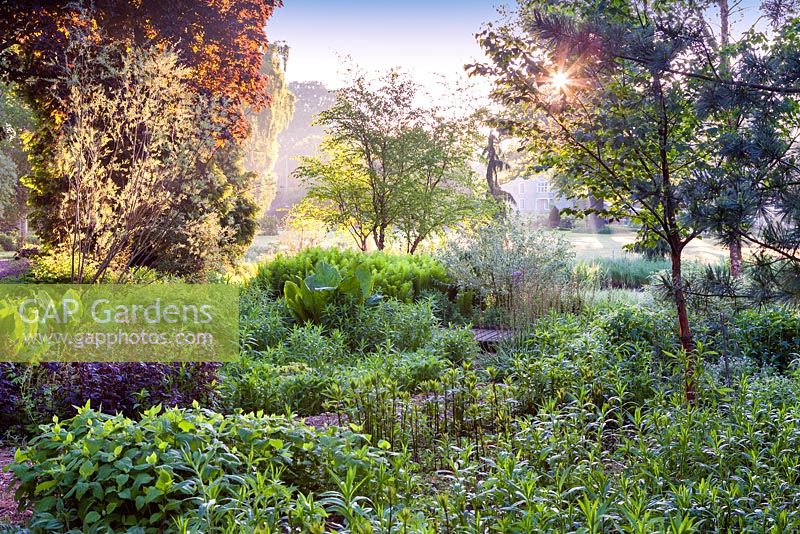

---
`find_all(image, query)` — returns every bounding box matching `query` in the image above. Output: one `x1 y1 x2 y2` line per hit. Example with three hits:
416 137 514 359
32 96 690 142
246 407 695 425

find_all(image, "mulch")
0 447 30 526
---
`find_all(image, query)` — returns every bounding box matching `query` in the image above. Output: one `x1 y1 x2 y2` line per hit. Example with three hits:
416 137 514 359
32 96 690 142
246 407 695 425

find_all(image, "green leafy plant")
254 247 450 302
283 260 378 324
11 404 398 533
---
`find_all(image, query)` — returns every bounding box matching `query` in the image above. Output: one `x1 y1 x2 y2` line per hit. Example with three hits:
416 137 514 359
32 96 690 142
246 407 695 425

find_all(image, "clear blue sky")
267 1 506 89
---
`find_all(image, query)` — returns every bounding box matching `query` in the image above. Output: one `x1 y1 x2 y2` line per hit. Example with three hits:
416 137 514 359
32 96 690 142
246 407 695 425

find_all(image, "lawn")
563 225 737 262
247 225 737 263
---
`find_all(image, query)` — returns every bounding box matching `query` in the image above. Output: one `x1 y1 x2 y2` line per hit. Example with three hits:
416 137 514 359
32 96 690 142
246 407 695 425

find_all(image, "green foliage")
23 39 257 281
254 246 450 302
426 326 479 366
259 214 280 236
11 404 396 533
220 357 334 415
292 69 489 252
238 285 290 352
732 308 800 371
283 260 377 324
26 253 99 284
332 299 437 353
576 256 672 289
0 232 15 252
9 245 800 532
439 216 580 326
591 303 678 356
244 43 296 207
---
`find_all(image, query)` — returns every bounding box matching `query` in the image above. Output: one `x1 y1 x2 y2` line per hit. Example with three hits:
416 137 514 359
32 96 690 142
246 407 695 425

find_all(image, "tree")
0 1 277 274
244 42 296 208
472 1 722 402
45 43 249 282
294 142 375 251
472 0 800 400
0 84 33 245
0 0 281 136
294 71 489 252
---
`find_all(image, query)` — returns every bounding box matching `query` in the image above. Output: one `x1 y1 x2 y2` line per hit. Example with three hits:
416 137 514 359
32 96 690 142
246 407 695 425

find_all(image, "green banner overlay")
0 284 239 362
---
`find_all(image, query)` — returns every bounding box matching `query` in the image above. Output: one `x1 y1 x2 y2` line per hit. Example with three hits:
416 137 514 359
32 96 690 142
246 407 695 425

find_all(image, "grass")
0 251 13 260
245 224 741 264
562 225 738 262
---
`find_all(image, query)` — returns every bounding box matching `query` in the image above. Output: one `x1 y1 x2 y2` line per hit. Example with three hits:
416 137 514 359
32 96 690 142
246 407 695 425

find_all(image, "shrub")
253 247 449 302
27 252 99 283
11 405 392 533
220 358 334 415
260 213 280 236
334 299 438 353
0 232 17 251
1 363 219 432
591 303 678 356
732 307 800 371
439 215 578 325
14 245 40 260
426 326 479 365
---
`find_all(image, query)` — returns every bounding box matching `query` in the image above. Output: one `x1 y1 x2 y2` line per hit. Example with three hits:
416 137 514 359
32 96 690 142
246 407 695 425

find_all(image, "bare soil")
0 447 30 526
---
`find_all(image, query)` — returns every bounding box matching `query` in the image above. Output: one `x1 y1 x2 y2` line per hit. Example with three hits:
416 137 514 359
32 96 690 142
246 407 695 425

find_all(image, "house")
499 175 572 214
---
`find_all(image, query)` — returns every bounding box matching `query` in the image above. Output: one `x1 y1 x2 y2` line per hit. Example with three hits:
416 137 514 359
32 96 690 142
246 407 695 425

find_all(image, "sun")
550 70 571 91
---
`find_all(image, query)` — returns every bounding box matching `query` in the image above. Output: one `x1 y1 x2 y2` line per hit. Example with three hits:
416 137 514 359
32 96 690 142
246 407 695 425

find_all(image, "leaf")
79 460 96 479
155 469 173 492
34 480 58 494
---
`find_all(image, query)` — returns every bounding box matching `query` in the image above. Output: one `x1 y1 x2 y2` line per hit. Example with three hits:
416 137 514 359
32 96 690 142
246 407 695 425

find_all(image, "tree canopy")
293 71 491 253
471 0 800 401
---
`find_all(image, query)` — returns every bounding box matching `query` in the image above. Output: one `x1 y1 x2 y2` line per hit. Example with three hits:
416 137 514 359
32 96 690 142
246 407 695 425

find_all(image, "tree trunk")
718 0 744 280
374 229 385 250
587 195 606 232
670 247 696 403
17 216 27 249
729 237 743 278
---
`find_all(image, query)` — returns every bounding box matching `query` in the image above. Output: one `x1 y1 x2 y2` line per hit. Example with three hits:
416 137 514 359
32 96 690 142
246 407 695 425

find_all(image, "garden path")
0 447 30 526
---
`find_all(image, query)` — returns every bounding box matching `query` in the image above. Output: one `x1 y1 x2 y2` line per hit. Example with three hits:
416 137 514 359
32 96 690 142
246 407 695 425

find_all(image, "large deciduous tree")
244 42 296 208
0 0 280 275
0 84 32 245
293 71 489 253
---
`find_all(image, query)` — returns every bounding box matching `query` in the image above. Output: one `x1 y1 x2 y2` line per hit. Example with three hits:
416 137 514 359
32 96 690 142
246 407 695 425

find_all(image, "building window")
537 180 548 193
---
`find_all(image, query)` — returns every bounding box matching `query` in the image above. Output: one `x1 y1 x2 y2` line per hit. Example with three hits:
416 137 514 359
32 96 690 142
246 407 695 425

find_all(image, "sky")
267 1 507 90
268 1 770 93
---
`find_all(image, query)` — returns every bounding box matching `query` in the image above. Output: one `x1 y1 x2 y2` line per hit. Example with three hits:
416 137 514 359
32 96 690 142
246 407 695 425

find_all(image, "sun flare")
550 70 571 91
